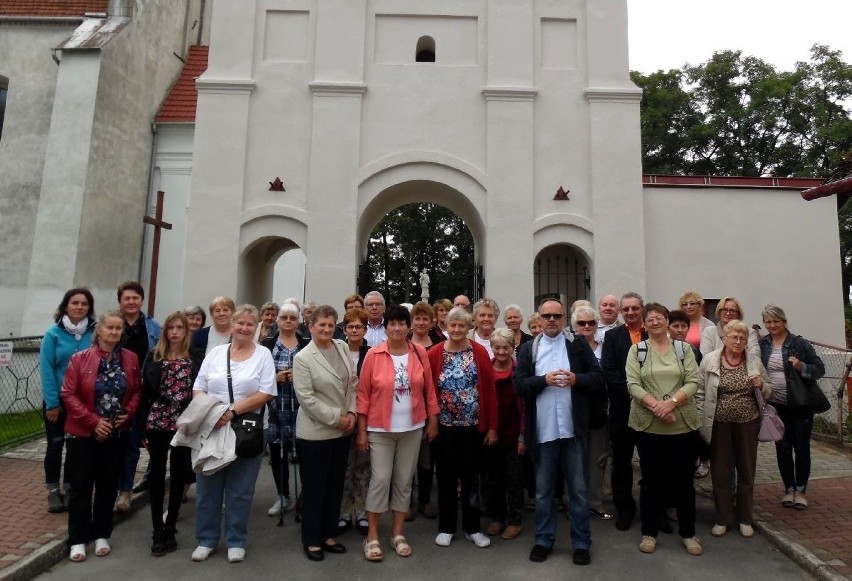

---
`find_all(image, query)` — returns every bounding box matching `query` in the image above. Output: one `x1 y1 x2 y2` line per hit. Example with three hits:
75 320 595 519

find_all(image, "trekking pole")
277 378 287 527
290 381 301 522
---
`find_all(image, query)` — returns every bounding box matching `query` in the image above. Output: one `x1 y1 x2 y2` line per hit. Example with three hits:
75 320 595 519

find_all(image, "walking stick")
277 376 287 527
290 381 301 523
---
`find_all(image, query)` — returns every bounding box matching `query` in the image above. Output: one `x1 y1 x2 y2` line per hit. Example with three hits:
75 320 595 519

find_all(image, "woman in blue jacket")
39 288 96 513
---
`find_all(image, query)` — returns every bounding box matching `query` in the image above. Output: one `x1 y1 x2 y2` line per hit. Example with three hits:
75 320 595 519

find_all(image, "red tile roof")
0 0 108 17
155 45 208 124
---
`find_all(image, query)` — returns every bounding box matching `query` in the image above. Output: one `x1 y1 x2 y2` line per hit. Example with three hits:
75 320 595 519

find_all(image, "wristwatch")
671 395 680 406
227 405 237 417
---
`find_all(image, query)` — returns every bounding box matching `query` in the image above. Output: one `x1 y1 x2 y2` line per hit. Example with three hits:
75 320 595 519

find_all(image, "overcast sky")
628 0 852 73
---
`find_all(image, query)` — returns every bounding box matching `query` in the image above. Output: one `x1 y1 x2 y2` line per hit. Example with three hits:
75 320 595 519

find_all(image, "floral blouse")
146 358 193 432
94 350 127 419
437 347 479 427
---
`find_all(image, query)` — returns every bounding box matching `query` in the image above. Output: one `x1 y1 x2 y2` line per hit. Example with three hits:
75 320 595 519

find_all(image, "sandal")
390 535 412 557
113 491 132 513
69 544 86 562
94 538 111 557
694 461 710 479
363 539 383 562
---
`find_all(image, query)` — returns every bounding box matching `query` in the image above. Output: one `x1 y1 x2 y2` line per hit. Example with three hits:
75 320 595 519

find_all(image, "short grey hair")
473 298 499 317
232 304 259 323
301 301 317 315
491 327 515 347
260 301 280 314
503 304 523 318
570 299 592 314
279 303 299 317
571 305 599 331
364 290 385 306
446 306 473 328
621 292 644 306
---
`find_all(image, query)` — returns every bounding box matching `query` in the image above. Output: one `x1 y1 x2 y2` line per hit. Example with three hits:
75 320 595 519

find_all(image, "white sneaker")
434 533 453 547
465 532 491 548
739 524 754 538
227 548 245 563
191 546 214 561
711 524 727 537
267 496 293 516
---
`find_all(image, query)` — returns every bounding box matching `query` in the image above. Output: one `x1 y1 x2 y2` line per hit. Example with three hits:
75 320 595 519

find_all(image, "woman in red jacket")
61 310 142 563
427 307 498 549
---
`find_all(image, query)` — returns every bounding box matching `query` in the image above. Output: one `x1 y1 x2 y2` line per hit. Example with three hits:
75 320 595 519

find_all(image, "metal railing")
810 340 851 445
0 336 44 450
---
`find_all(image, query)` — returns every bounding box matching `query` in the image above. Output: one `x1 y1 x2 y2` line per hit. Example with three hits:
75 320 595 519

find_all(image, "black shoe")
151 532 167 557
356 517 369 535
529 544 553 563
573 548 591 566
303 546 324 561
658 518 674 535
323 541 346 554
615 515 633 531
164 529 177 553
590 507 614 520
132 479 151 494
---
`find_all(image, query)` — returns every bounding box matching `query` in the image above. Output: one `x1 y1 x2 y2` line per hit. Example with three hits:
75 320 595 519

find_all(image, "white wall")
643 186 845 346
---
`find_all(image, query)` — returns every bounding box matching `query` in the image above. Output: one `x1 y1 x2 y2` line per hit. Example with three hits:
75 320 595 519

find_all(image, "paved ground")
0 437 849 580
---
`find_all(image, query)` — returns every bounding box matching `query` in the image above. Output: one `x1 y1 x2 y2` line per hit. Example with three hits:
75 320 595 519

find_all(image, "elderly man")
515 298 603 566
363 291 387 346
596 295 620 341
453 294 471 312
600 292 647 531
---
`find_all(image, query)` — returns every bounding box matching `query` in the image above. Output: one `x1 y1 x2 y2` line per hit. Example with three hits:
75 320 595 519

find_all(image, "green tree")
365 203 475 304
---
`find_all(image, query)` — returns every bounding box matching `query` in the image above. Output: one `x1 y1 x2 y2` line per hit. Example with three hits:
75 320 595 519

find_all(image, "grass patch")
0 410 43 450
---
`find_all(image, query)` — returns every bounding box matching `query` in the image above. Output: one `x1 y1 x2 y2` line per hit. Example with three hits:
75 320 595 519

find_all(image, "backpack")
636 339 687 367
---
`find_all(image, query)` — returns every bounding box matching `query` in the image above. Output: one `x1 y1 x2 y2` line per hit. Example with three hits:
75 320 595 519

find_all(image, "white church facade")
1 0 845 345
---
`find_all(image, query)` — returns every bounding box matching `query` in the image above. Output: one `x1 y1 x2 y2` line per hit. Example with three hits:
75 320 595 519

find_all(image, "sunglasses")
540 313 564 320
575 320 596 327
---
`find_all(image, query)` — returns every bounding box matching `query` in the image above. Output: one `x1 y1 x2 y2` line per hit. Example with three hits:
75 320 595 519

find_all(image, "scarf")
61 315 90 341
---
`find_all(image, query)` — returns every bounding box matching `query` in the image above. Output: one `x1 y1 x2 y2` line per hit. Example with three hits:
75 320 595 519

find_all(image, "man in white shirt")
514 298 604 566
364 291 387 346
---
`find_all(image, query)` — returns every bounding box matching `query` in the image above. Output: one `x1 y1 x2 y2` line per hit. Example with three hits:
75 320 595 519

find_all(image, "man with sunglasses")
514 298 603 566
601 292 648 531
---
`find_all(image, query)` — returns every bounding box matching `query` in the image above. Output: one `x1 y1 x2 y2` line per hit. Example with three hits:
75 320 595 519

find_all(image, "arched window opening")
415 36 435 63
0 76 8 142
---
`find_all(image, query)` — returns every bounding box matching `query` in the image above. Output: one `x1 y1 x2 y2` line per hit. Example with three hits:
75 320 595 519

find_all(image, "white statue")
419 269 430 300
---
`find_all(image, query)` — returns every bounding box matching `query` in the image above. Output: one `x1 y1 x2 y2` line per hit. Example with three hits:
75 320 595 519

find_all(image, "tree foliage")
365 203 474 304
632 44 852 177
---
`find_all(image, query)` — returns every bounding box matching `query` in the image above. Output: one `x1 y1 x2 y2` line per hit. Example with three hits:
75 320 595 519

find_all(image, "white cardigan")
171 392 237 475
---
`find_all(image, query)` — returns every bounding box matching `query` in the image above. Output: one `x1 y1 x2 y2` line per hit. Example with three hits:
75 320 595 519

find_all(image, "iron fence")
0 336 44 450
809 340 851 445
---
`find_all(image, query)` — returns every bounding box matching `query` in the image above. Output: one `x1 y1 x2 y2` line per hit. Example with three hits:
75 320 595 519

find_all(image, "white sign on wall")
0 342 12 367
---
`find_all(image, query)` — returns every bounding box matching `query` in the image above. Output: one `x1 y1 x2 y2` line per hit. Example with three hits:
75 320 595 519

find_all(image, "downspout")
197 0 206 45
138 121 159 282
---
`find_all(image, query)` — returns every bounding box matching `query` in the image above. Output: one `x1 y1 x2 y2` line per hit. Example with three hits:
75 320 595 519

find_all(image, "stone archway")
237 212 307 307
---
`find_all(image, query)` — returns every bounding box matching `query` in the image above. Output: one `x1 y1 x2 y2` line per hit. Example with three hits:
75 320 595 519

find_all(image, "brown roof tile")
0 0 108 17
155 45 208 124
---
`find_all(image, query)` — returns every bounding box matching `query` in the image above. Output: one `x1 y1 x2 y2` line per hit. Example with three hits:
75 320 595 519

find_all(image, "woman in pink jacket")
61 310 142 563
356 304 439 561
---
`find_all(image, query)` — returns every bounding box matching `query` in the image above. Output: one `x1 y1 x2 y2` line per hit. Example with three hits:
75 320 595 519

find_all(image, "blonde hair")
678 290 704 307
491 327 515 348
716 296 744 319
232 304 259 323
209 296 236 315
723 319 748 337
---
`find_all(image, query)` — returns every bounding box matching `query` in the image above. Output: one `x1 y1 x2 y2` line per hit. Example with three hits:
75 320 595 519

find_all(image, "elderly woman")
483 327 525 540
338 308 372 534
760 305 826 510
191 305 276 563
428 307 498 548
527 312 543 337
61 310 141 562
256 301 280 342
470 298 500 358
572 305 613 521
191 296 235 355
700 297 758 356
504 304 533 351
294 305 358 561
356 305 439 560
432 298 452 339
297 301 317 341
40 288 96 513
626 303 702 557
696 320 770 539
141 312 204 555
261 303 310 517
183 305 206 333
678 291 714 350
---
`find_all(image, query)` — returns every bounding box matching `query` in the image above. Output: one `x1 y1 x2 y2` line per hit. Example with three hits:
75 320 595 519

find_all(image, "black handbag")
786 368 831 414
227 346 265 458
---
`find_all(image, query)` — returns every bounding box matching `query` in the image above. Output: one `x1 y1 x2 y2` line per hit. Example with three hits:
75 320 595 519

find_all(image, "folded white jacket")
171 393 237 475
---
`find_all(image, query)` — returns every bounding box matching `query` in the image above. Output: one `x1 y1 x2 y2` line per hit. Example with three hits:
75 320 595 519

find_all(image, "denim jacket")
759 333 825 405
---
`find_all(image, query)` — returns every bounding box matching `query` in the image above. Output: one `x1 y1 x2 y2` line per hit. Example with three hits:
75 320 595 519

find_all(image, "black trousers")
609 420 637 520
434 425 482 535
147 430 191 533
65 435 127 545
297 435 351 547
635 431 696 538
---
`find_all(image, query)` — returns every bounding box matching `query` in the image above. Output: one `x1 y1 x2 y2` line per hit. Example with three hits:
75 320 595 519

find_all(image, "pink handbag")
755 387 784 442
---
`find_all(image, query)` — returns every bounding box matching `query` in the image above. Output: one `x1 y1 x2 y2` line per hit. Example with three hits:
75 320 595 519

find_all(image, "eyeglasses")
726 335 747 343
721 308 740 315
540 313 564 320
345 325 365 331
365 303 383 308
622 306 641 312
575 320 596 327
645 316 667 324
681 301 700 307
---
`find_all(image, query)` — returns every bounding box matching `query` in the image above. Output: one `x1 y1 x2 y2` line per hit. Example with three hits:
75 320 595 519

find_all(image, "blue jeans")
534 436 591 550
118 413 143 491
771 403 813 492
195 454 263 549
43 403 67 488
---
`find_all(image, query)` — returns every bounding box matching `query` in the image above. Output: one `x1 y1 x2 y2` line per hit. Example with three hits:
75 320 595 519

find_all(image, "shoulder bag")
227 346 265 458
754 386 784 442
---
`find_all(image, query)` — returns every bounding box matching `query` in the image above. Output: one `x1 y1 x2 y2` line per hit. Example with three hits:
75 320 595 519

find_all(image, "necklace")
723 349 743 368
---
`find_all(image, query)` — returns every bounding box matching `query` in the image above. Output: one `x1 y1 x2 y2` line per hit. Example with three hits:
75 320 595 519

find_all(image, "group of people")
39 283 824 566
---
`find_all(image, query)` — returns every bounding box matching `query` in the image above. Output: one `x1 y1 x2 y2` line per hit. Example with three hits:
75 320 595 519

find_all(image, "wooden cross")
142 190 173 317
